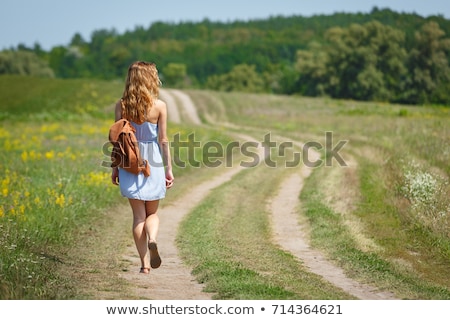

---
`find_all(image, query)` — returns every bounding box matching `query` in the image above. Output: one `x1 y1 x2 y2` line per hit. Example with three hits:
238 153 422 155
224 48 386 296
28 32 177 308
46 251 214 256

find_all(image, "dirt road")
115 89 397 300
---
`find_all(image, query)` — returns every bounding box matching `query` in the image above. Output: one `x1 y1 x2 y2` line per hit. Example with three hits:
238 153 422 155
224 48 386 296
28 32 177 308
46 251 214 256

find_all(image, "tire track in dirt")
269 139 398 300
167 89 202 125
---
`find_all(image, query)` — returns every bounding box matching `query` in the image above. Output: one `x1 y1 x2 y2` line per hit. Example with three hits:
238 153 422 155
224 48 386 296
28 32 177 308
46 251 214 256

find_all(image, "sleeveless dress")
118 121 166 201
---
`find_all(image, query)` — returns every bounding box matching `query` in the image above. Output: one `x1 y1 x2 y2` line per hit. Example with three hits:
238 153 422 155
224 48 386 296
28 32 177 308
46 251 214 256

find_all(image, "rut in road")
269 139 397 300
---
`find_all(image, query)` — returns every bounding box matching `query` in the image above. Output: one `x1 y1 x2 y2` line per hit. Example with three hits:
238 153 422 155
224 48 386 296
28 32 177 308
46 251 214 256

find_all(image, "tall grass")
0 117 119 298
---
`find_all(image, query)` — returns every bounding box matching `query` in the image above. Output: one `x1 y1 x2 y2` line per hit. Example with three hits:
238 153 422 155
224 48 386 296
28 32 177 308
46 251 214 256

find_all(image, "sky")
1 0 449 51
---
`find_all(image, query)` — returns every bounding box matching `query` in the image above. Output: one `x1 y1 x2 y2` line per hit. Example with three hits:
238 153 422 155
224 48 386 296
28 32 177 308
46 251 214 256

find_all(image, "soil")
78 89 398 300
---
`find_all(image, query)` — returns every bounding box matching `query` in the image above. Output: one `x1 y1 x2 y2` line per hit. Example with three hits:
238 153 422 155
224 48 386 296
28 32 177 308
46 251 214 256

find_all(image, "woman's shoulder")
155 98 166 108
153 99 167 114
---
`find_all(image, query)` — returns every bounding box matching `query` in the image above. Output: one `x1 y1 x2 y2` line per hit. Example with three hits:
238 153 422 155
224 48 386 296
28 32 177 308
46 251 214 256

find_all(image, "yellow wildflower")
31 135 41 144
3 140 11 151
40 123 60 133
53 135 67 141
29 150 41 160
34 197 41 206
55 194 65 207
81 171 109 187
1 176 9 186
45 150 55 159
21 151 28 162
1 176 10 196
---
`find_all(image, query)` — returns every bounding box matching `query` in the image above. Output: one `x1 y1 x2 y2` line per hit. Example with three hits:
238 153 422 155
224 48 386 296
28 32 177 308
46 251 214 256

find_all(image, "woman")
111 61 174 274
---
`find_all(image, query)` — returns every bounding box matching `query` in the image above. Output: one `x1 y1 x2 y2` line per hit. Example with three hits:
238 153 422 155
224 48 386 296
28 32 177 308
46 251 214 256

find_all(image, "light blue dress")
118 121 166 201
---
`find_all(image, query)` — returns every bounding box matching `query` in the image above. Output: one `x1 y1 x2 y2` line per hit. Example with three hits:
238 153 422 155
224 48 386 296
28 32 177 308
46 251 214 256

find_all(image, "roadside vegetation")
0 76 122 298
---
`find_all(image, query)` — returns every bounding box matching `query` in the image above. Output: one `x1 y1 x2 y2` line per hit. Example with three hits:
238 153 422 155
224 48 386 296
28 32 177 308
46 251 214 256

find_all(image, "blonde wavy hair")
121 61 162 123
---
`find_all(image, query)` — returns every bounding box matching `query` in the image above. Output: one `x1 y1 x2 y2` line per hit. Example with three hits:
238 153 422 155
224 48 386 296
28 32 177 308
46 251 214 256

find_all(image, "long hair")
121 61 161 123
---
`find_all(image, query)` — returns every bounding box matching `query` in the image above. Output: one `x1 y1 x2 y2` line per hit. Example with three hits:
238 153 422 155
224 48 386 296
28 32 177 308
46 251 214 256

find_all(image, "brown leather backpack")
109 119 151 177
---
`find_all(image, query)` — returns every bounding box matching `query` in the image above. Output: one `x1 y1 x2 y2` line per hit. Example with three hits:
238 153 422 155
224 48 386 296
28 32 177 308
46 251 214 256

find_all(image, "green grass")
300 161 450 299
0 75 123 120
1 76 448 299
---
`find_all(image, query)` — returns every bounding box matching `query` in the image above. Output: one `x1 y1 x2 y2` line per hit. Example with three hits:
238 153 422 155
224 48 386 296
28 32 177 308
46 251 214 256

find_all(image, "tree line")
1 7 450 105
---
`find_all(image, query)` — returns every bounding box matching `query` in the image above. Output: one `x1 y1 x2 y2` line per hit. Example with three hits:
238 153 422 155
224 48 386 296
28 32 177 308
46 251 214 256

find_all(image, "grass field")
0 76 448 299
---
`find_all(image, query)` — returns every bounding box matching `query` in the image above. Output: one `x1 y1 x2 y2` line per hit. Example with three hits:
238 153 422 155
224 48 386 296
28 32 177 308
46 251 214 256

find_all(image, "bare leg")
144 200 160 242
128 199 161 272
128 199 151 272
145 200 161 268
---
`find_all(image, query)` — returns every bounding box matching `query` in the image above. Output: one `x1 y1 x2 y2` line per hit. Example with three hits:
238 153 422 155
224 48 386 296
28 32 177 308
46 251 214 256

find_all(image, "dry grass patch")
320 153 383 254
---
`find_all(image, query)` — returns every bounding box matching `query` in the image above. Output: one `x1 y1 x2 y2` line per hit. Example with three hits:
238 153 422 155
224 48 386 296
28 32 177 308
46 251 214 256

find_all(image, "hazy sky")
1 0 449 50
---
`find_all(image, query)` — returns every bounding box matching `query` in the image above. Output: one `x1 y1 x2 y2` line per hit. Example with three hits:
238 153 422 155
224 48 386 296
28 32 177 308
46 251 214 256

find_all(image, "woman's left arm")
111 100 122 185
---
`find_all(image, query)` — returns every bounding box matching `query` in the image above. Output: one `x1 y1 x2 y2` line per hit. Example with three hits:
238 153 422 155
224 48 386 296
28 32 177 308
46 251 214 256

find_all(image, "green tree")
205 64 264 93
402 21 450 104
296 21 407 101
295 41 329 96
70 33 86 47
0 50 54 77
49 45 88 78
21 9 450 104
162 63 187 87
324 21 406 101
86 29 120 79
